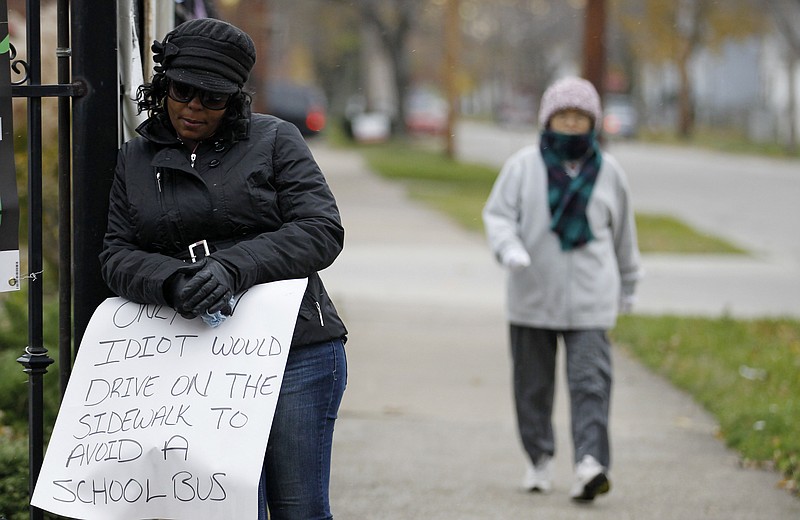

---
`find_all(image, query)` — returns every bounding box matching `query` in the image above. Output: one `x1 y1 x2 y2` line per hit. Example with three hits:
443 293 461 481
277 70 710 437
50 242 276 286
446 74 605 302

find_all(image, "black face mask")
540 130 596 161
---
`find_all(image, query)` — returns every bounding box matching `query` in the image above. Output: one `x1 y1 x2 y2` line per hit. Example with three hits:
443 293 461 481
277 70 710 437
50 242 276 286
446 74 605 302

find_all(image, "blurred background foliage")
210 0 800 151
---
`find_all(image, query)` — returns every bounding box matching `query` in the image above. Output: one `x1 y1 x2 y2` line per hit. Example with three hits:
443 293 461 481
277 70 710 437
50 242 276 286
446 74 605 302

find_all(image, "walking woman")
483 76 642 502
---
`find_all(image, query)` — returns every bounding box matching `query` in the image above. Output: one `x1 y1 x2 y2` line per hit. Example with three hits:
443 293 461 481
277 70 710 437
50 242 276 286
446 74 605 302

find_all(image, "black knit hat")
152 18 256 94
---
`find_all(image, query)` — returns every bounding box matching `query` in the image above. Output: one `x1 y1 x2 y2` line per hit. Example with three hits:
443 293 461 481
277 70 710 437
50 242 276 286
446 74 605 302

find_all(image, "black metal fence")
7 0 117 519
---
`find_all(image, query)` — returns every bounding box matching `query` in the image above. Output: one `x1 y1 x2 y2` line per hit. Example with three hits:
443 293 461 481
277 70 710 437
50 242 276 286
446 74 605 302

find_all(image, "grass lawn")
612 315 800 493
634 213 746 255
351 137 799 494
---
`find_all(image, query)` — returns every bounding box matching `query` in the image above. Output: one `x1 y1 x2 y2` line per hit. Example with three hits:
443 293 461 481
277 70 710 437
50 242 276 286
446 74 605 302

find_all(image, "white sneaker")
522 455 553 493
569 455 610 502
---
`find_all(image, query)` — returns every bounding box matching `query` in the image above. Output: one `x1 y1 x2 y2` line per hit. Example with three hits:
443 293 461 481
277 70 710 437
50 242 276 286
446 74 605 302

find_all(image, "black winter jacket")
99 112 347 347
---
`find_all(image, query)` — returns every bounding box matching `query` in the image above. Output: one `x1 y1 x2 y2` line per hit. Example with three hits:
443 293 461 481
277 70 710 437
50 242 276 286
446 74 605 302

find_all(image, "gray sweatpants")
510 325 612 468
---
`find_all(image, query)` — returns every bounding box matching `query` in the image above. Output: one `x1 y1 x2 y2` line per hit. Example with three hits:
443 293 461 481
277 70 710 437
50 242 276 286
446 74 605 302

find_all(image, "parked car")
404 87 448 135
265 80 327 137
603 94 638 139
494 95 538 128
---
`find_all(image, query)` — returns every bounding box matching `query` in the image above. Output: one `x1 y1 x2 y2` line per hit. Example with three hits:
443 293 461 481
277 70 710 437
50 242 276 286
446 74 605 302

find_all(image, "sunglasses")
168 81 233 110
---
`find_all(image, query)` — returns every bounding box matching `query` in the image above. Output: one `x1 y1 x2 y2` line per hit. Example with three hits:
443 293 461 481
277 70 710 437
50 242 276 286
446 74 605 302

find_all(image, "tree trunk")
677 40 694 139
390 33 411 138
675 0 707 139
443 0 460 158
358 1 416 138
787 56 798 154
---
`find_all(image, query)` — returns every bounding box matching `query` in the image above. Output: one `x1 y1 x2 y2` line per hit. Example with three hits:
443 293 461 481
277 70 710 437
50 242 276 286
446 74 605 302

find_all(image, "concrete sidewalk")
311 143 800 519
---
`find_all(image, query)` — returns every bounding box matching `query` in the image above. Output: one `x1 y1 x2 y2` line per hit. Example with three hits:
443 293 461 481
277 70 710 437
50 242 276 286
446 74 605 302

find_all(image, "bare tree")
460 1 583 117
347 0 425 137
674 0 708 137
619 0 765 138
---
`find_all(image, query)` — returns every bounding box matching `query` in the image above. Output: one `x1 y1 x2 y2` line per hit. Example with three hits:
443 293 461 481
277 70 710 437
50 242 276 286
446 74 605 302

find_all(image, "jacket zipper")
156 169 162 192
190 141 200 168
314 302 325 326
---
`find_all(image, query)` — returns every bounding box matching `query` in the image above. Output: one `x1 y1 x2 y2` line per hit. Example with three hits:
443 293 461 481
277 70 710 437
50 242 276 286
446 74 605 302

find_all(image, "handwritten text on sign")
32 279 308 520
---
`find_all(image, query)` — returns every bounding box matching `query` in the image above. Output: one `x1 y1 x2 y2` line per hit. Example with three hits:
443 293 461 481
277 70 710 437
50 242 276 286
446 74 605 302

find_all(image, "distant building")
639 35 799 147
693 39 761 131
757 34 800 146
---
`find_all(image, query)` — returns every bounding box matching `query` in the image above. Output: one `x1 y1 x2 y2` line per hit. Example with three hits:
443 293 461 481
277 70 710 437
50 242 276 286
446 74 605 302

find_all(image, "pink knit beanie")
538 76 602 129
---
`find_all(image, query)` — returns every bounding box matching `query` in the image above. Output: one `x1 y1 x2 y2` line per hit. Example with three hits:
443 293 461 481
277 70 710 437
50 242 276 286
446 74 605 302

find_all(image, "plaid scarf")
540 130 602 250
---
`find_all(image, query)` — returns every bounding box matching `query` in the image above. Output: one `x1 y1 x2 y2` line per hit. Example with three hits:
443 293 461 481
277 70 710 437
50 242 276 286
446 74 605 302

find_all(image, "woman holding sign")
99 18 347 520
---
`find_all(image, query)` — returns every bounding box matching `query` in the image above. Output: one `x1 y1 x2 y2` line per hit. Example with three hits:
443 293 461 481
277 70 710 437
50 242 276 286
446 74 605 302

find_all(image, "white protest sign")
32 278 308 520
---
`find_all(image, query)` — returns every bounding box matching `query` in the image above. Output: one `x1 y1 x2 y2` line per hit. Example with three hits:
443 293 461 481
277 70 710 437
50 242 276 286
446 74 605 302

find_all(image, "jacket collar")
136 113 181 145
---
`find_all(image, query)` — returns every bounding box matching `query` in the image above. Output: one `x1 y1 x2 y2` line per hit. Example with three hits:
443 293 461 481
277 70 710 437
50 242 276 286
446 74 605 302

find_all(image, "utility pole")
581 0 606 96
245 0 270 114
443 0 460 158
217 0 270 113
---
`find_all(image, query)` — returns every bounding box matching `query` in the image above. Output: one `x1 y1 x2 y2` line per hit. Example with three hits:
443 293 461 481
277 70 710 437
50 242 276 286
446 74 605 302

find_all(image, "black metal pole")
56 0 71 398
14 1 55 519
71 0 117 348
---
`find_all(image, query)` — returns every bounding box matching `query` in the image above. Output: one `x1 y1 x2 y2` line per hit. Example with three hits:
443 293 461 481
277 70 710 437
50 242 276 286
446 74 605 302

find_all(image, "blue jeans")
257 338 347 520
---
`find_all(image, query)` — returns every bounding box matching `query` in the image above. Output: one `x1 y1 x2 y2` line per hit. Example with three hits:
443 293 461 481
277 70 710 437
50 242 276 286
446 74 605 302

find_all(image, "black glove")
179 258 236 317
164 272 197 319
